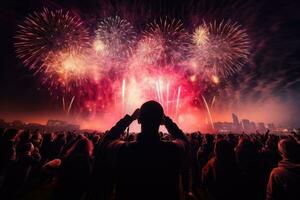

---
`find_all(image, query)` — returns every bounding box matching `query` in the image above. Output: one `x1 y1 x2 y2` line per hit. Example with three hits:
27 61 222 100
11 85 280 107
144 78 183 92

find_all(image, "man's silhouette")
98 100 188 200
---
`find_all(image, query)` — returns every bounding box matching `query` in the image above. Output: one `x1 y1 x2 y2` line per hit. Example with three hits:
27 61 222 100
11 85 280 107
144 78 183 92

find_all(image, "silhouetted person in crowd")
0 129 18 173
202 139 240 200
48 133 66 160
235 138 267 200
266 138 300 200
31 132 43 149
16 130 31 155
261 135 281 174
40 133 54 163
197 134 214 186
93 100 188 200
1 142 40 200
52 137 93 200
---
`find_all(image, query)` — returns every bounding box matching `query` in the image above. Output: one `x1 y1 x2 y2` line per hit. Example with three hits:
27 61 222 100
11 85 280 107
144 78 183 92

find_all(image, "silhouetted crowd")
0 101 299 200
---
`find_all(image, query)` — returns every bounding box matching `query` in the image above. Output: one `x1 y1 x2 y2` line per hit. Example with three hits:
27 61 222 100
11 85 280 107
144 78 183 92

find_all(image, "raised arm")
164 116 188 143
101 109 140 145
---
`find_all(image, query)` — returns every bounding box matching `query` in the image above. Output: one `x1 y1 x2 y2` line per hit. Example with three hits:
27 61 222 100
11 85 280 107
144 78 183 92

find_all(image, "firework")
211 75 220 84
94 16 137 60
190 20 250 77
14 8 90 69
192 25 209 46
142 17 190 66
131 36 165 67
42 48 93 91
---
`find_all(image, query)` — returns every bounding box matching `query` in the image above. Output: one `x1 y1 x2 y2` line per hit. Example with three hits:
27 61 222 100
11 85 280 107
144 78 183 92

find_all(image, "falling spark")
159 79 164 106
166 82 170 114
62 97 66 112
67 96 75 114
122 79 126 113
155 81 161 103
211 96 216 109
176 86 182 116
202 95 214 129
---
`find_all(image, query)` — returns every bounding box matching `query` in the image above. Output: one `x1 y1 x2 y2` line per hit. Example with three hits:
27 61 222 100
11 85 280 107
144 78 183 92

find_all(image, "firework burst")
129 35 164 68
94 16 137 61
14 8 90 69
193 25 209 46
143 17 190 66
43 49 89 88
190 20 251 77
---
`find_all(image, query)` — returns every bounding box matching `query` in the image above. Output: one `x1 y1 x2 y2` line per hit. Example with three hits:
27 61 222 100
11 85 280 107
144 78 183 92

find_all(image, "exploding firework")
192 25 209 46
14 8 90 69
94 16 137 61
129 36 165 68
190 20 251 77
43 49 89 88
143 17 190 66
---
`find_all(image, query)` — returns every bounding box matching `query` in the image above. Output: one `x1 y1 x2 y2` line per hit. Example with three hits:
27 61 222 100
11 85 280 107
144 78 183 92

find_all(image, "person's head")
66 137 94 157
19 143 34 156
55 133 66 144
32 132 43 146
4 128 19 141
235 138 258 168
19 130 32 143
138 101 164 131
278 138 300 162
214 139 235 161
235 138 257 155
205 134 214 145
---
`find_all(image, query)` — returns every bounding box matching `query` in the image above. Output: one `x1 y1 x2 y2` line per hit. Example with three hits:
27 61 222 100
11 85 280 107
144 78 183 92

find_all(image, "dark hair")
4 128 18 140
66 137 94 157
139 100 164 125
278 138 300 162
19 143 34 154
215 139 234 159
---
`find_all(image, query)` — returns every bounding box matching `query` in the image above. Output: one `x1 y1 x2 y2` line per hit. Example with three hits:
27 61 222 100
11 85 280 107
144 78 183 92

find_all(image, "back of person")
116 140 182 200
202 139 240 200
1 143 40 199
266 138 300 200
53 154 92 200
267 164 300 200
235 138 266 200
98 101 188 200
52 137 93 200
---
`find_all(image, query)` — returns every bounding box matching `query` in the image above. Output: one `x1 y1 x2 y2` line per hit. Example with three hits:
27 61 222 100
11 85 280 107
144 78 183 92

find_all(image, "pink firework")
14 7 90 70
142 17 190 66
190 19 251 78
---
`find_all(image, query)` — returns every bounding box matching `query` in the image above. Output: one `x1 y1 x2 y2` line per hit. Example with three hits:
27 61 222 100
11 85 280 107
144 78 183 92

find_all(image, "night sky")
1 0 300 127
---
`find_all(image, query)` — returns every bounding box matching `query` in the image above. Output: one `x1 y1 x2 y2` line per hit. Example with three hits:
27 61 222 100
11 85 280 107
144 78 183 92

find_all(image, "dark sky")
1 0 300 126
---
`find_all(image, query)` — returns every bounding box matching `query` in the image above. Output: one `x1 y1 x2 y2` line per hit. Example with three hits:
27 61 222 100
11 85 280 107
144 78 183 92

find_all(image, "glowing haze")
8 2 299 132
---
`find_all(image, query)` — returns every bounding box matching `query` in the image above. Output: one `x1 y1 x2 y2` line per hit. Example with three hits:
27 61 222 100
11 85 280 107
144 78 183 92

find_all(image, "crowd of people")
0 101 299 200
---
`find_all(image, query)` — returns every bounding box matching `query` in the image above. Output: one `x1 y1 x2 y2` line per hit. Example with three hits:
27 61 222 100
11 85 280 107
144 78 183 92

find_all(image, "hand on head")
131 108 140 120
131 101 166 129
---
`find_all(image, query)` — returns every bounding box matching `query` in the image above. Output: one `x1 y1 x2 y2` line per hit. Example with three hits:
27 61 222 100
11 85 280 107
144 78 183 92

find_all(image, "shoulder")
269 166 287 183
203 158 216 169
160 140 182 151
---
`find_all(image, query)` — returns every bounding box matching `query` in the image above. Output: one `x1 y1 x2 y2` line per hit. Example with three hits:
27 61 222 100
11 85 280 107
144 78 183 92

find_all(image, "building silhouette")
232 113 241 131
257 122 266 132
